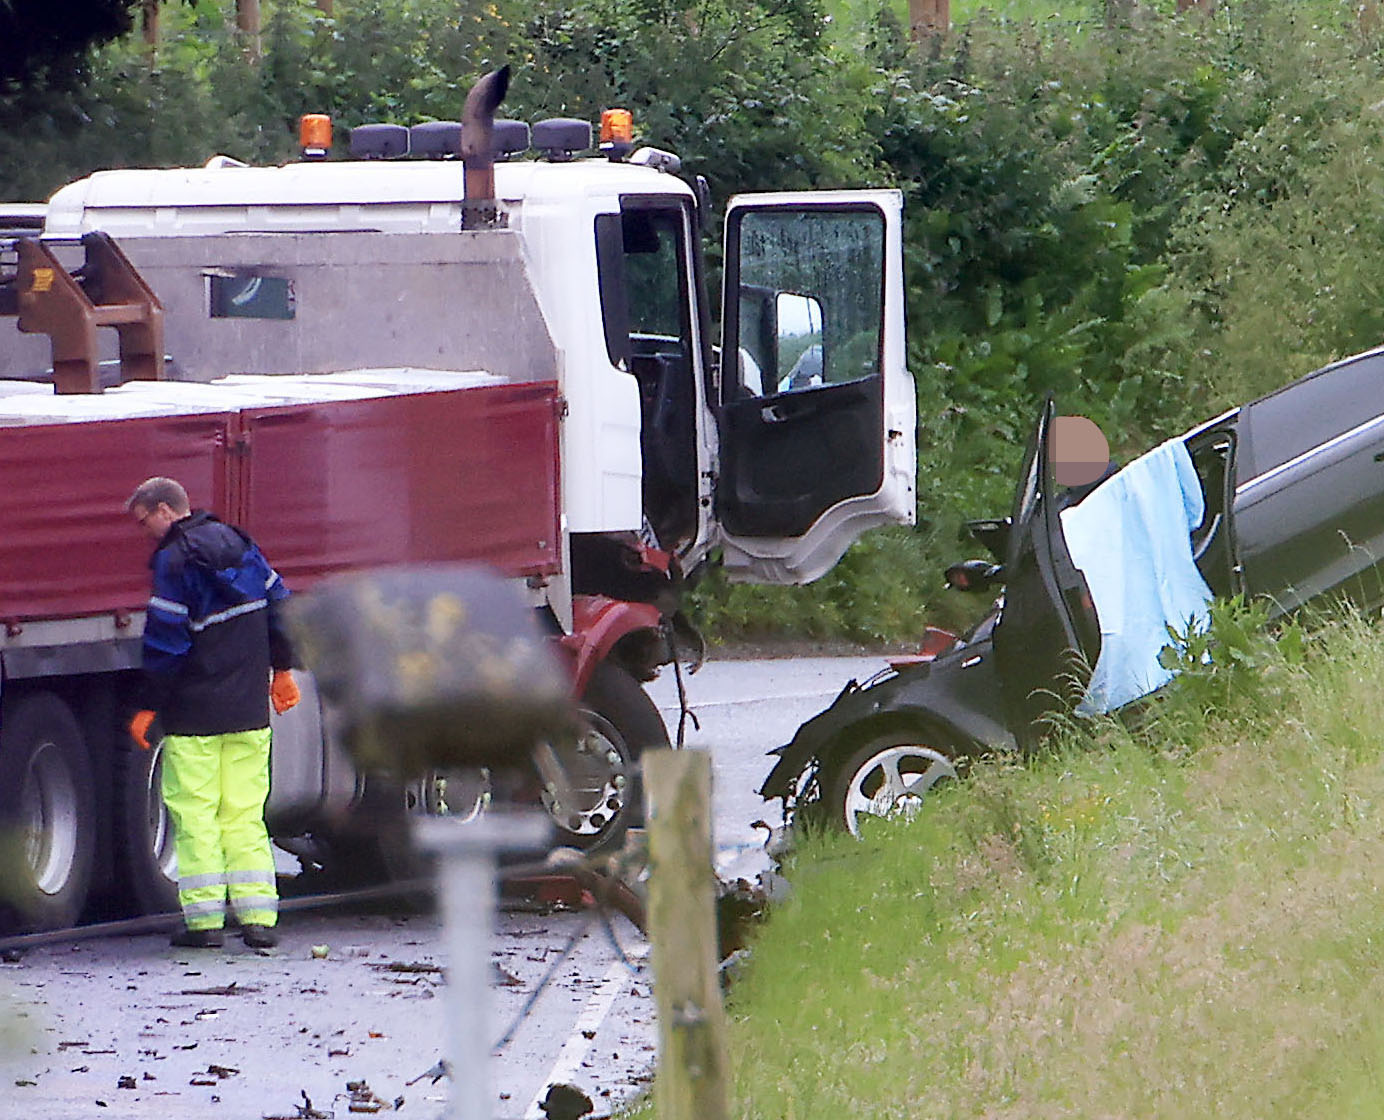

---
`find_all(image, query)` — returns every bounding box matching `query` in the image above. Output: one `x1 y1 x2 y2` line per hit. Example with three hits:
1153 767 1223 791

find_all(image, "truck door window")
594 201 699 550
726 208 884 400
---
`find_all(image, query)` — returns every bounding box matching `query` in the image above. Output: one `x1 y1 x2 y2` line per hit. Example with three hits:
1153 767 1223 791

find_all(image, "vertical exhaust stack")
461 65 511 230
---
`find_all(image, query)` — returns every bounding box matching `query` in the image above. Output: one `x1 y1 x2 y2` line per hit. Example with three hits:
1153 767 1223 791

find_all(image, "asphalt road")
0 653 890 1120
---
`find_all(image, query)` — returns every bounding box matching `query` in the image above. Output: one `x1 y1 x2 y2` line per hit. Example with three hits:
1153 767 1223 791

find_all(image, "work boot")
170 927 224 949
241 924 279 949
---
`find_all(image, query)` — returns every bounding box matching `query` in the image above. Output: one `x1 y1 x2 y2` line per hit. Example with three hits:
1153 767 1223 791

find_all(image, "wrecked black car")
764 345 1384 835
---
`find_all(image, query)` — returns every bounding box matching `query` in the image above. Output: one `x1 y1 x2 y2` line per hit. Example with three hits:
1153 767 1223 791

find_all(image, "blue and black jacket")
141 511 296 736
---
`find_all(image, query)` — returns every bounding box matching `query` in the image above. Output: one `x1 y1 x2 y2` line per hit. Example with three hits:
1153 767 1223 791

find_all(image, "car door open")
992 399 1101 747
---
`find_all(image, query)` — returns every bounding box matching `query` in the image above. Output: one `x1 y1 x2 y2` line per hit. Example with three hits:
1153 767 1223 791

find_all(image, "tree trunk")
1361 1 1382 36
236 0 262 60
1106 0 1137 26
141 0 159 54
315 0 334 15
1176 0 1216 12
909 0 949 40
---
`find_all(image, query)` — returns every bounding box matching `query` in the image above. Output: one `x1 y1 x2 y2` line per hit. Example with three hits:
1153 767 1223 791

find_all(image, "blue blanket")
1058 438 1214 714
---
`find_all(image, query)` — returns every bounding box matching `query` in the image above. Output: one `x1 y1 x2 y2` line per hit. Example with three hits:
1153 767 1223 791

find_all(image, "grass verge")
696 610 1384 1117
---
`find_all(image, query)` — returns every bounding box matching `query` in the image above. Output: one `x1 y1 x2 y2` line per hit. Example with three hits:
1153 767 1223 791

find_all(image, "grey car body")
764 344 1384 824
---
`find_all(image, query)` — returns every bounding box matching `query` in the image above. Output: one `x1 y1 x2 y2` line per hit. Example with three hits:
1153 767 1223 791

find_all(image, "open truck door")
715 190 915 584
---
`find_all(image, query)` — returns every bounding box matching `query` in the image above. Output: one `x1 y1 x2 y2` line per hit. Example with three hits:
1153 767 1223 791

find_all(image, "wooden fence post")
643 749 730 1120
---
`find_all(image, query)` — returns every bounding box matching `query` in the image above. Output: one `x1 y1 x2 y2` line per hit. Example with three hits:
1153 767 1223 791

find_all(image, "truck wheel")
114 742 179 917
825 734 959 839
0 693 97 932
538 661 668 855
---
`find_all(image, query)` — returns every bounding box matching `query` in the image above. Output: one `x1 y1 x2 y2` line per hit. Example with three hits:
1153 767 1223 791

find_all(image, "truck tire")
113 742 179 917
541 661 669 855
322 663 668 884
0 692 97 932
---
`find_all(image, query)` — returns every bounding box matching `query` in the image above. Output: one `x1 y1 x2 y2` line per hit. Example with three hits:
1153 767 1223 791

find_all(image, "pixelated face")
1049 415 1109 487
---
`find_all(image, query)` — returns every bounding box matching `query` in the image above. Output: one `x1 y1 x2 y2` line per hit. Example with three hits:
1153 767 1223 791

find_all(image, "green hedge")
6 0 1384 642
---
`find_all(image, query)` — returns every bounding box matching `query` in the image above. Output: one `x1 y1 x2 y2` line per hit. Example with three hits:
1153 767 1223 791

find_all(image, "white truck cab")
43 150 916 592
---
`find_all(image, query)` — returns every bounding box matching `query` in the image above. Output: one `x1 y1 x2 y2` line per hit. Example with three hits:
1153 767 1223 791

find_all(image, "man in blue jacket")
126 477 300 950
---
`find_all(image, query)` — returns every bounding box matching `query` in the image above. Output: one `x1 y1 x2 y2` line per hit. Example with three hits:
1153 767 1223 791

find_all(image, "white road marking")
521 943 650 1119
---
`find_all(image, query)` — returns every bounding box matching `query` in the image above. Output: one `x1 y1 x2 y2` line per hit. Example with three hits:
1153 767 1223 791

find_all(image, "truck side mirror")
774 291 823 392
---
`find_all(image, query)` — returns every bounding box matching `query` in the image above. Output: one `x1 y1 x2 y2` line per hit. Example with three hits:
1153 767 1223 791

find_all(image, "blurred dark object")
290 566 576 776
539 1082 594 1120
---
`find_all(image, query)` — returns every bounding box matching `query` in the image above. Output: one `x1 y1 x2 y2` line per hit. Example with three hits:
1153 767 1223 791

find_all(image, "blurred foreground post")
643 749 729 1120
417 812 549 1119
291 565 572 1120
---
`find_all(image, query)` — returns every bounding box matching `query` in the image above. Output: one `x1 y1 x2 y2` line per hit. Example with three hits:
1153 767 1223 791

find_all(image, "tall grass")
717 610 1384 1116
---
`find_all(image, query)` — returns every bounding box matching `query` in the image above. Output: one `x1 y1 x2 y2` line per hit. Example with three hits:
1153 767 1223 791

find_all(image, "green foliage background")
4 0 1384 642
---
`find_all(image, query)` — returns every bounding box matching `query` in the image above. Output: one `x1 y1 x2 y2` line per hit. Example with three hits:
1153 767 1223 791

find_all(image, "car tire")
0 692 97 932
113 742 180 918
825 733 959 839
538 661 668 856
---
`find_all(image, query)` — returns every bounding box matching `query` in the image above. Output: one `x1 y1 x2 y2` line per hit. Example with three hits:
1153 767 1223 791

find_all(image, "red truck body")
0 382 561 624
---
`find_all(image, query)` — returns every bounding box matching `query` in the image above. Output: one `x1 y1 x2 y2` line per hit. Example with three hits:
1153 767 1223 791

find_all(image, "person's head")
1049 415 1110 488
126 477 190 541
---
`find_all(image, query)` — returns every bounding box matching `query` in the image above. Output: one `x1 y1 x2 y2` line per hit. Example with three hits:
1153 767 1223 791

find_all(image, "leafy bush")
1154 594 1307 729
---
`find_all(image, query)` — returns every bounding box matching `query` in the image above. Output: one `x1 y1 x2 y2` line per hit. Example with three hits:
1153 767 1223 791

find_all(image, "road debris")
191 1063 241 1085
343 1079 398 1112
538 1081 595 1120
263 1089 330 1119
179 981 259 996
407 1058 450 1085
368 960 440 974
715 877 768 958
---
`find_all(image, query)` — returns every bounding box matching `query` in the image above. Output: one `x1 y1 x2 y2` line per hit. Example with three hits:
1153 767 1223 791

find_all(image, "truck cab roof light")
350 123 410 160
531 118 592 162
492 119 531 160
629 146 681 174
299 114 332 161
599 109 634 161
410 121 462 159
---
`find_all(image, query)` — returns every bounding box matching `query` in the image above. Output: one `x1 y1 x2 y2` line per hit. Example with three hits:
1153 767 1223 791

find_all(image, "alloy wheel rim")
21 740 80 896
843 745 957 838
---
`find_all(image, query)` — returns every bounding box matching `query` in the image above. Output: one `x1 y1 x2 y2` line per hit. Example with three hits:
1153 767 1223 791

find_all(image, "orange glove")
129 710 156 751
271 670 300 715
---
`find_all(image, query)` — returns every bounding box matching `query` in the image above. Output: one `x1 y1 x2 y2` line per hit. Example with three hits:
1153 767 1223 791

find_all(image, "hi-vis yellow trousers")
160 727 278 932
